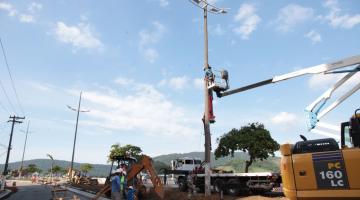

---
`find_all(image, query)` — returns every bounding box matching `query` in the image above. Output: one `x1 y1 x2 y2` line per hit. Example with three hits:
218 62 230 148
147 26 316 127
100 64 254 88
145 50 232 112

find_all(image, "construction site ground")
69 183 285 200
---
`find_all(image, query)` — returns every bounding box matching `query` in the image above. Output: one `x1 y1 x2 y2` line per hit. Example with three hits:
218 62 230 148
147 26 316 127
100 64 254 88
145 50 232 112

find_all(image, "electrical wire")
0 98 10 115
0 79 17 114
0 37 25 115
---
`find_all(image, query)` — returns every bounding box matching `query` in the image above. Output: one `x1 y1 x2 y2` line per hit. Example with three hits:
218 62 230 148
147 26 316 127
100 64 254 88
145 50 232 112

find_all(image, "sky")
0 0 359 165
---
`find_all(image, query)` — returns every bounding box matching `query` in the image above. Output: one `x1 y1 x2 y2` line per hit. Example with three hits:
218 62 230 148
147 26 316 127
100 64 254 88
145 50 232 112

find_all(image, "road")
5 180 90 200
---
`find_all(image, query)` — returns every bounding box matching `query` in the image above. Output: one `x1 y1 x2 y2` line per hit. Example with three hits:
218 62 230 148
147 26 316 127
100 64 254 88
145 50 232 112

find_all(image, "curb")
61 186 109 200
0 190 12 199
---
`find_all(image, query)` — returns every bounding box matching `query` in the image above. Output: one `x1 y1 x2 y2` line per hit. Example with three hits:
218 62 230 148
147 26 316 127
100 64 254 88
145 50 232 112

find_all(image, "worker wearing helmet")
111 168 122 200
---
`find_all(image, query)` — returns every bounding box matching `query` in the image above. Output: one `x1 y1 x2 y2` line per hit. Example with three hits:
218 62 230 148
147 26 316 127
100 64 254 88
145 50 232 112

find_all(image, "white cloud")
80 82 199 136
114 77 134 86
308 74 341 90
233 4 261 40
159 0 169 7
322 0 360 29
212 24 225 36
271 112 298 130
0 2 17 16
159 76 190 90
304 30 322 44
139 21 166 63
139 21 166 47
144 48 159 63
28 2 42 13
168 76 189 90
193 78 203 90
19 14 34 23
276 4 314 32
53 21 103 50
308 73 360 91
27 81 54 92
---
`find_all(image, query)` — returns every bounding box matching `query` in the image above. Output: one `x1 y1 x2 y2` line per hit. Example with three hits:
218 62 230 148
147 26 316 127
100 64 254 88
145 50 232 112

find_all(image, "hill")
0 159 112 177
0 152 280 177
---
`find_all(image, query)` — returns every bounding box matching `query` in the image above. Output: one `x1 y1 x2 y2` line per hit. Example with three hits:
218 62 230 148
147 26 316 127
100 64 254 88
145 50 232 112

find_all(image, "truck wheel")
226 179 240 196
178 177 188 192
213 179 225 193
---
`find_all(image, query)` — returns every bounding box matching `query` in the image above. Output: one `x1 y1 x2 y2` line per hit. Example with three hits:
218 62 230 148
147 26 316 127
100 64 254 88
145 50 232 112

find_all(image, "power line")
0 79 17 114
0 37 25 115
0 98 10 114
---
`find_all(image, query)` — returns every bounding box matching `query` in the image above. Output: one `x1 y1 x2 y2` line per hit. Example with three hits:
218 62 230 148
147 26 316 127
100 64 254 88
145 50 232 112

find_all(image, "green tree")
108 144 143 161
214 123 280 173
52 165 63 176
27 164 40 174
80 163 93 176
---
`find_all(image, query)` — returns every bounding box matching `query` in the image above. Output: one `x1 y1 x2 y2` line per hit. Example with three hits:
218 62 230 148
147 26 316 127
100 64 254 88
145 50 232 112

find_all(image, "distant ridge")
0 152 280 176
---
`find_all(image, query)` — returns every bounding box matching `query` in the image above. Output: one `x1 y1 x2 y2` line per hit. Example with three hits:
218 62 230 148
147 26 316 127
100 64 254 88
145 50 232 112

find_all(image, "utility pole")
67 91 89 181
18 120 30 178
189 0 227 196
3 115 25 175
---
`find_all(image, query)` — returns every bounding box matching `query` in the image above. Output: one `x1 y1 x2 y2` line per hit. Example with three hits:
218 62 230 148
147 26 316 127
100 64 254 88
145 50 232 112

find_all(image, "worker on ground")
187 172 196 199
111 168 122 200
126 186 136 200
120 170 127 199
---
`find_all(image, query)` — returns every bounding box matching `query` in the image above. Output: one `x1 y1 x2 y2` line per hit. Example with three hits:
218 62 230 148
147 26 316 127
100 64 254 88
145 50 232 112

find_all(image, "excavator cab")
281 108 360 200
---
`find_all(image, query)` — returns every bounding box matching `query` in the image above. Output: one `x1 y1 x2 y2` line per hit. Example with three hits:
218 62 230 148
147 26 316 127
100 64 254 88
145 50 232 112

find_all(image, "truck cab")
171 157 202 171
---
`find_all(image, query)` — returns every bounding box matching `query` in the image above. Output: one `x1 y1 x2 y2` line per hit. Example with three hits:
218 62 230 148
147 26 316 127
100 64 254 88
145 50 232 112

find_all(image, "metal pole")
69 91 82 181
203 2 212 196
19 121 30 178
3 116 24 175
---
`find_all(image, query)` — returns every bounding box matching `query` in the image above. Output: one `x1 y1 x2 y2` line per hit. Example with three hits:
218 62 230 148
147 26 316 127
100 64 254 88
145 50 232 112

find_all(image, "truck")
165 157 281 196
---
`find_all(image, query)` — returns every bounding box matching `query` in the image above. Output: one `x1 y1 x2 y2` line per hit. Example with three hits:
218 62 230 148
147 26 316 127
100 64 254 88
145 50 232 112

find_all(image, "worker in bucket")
111 168 122 200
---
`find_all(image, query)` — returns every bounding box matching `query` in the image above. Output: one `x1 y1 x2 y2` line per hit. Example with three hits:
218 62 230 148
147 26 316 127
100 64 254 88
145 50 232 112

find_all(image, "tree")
80 163 93 176
27 164 40 174
108 144 143 161
214 123 280 173
52 165 63 177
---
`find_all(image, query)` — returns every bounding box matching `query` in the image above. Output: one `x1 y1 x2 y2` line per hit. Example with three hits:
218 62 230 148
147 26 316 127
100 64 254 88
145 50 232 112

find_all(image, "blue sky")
0 0 359 164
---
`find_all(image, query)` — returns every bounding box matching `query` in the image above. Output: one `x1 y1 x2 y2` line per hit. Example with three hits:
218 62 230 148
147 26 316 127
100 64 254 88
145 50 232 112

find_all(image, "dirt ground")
70 183 286 200
147 188 286 200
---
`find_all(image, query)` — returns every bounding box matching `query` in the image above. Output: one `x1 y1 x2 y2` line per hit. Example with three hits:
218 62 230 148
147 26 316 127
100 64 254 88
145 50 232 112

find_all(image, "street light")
46 154 54 183
67 91 89 181
189 0 228 196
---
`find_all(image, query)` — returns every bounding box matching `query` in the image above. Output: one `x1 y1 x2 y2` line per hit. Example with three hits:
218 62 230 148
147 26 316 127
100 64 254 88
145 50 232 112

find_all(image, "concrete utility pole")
189 0 227 196
3 115 25 175
19 120 30 178
67 91 89 181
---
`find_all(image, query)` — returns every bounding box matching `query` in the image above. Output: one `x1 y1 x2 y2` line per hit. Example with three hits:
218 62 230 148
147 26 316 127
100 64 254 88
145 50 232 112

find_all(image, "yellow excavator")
208 54 360 199
93 155 164 200
281 110 360 199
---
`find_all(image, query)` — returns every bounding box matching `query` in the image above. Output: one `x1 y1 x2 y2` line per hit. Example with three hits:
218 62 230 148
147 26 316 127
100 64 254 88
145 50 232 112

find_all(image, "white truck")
165 157 281 196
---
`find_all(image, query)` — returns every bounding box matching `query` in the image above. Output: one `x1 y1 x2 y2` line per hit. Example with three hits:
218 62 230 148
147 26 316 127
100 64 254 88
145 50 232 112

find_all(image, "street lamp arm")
189 0 229 14
67 105 90 113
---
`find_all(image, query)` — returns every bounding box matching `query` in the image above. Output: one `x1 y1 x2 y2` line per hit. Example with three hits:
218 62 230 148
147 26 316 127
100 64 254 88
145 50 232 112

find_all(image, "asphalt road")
5 181 89 200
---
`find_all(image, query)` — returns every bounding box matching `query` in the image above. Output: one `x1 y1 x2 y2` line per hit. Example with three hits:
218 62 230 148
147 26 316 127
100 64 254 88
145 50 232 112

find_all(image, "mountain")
0 159 112 177
153 151 280 173
0 152 280 177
